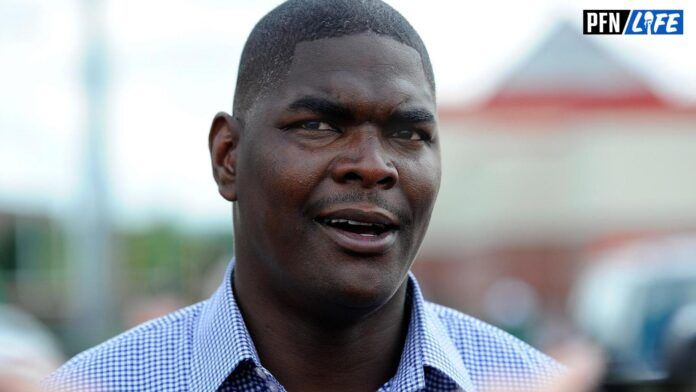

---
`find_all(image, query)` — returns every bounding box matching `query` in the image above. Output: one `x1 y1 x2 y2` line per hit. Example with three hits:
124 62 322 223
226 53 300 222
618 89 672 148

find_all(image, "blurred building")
415 23 696 345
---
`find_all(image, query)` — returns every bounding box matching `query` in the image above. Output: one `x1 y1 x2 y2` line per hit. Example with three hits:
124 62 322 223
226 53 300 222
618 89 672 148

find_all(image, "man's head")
210 0 441 320
232 0 436 122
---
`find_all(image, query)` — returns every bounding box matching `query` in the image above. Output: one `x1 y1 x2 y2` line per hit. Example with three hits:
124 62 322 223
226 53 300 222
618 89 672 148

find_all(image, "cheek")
261 144 323 202
240 136 326 237
399 151 441 219
243 137 303 197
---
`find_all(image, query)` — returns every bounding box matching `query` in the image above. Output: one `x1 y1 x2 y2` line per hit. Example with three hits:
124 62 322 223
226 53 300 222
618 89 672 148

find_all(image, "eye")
299 121 337 132
388 129 429 141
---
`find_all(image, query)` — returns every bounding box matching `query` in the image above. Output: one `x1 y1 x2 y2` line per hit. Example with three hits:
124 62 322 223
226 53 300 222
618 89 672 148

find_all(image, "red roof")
438 22 695 121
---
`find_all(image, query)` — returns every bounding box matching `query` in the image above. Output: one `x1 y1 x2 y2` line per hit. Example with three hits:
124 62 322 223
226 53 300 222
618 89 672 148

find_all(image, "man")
45 0 562 391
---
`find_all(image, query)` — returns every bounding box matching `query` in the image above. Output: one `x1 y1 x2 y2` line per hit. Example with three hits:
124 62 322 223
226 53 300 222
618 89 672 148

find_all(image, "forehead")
269 33 434 116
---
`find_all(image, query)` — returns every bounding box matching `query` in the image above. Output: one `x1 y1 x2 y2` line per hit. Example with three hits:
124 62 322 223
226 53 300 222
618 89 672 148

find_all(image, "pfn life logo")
583 10 684 35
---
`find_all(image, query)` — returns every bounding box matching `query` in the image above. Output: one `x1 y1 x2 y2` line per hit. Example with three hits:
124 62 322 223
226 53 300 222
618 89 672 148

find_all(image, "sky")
1 0 695 228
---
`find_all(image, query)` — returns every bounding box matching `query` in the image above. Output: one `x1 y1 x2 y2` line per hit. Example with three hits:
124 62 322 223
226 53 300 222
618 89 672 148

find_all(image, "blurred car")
570 236 696 390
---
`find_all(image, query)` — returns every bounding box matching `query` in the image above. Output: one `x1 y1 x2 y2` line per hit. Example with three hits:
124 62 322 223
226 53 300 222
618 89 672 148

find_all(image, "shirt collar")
191 259 475 392
392 272 476 392
190 260 260 392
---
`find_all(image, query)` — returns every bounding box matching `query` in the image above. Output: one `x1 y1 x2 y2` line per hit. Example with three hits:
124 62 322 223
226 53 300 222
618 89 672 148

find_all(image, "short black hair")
232 0 435 120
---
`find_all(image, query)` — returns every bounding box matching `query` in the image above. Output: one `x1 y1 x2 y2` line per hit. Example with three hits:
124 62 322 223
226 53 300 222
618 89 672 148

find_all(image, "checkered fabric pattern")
44 259 563 391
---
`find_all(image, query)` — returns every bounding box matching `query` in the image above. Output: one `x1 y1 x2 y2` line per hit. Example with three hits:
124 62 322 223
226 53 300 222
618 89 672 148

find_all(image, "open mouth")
316 218 395 237
313 207 400 254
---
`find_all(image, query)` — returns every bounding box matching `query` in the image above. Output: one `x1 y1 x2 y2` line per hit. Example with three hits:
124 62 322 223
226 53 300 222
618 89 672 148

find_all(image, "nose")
330 131 398 190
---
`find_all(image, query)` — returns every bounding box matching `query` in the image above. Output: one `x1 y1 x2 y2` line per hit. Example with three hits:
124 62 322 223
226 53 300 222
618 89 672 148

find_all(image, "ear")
209 112 240 202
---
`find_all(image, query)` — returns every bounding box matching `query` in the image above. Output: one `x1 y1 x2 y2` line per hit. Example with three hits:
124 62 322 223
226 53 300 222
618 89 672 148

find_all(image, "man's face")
233 33 440 311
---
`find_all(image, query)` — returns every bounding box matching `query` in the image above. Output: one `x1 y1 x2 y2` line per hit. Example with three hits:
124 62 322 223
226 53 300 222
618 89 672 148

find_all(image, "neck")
233 259 411 392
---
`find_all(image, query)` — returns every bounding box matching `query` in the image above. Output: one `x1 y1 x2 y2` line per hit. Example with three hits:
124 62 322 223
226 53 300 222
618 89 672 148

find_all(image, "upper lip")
315 206 400 229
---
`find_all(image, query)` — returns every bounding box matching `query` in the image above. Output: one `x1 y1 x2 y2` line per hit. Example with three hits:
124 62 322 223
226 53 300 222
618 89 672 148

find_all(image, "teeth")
324 218 383 228
347 220 372 226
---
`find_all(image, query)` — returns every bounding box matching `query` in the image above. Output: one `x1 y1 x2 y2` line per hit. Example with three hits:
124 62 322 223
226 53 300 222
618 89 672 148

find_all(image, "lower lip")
316 222 397 255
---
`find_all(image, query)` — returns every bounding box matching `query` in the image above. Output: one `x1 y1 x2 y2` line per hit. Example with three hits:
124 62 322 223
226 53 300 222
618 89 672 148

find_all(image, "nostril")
332 160 398 189
345 172 361 181
377 176 395 186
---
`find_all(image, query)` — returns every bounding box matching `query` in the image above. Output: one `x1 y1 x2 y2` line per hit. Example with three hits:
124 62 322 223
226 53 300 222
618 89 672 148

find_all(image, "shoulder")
42 302 204 392
425 301 564 389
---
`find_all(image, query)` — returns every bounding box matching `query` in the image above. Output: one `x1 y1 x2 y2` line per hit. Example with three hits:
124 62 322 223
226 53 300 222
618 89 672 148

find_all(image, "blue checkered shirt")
44 259 562 391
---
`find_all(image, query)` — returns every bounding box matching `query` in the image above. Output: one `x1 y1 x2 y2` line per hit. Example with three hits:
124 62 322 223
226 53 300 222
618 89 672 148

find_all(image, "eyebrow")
286 96 435 124
391 108 435 124
287 96 354 122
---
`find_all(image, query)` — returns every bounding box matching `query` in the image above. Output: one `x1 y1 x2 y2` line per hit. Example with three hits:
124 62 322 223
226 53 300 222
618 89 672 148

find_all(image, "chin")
283 240 412 318
317 264 405 312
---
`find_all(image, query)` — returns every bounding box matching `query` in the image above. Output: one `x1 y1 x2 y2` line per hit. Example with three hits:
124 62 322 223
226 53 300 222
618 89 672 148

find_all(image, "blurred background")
1 0 695 390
